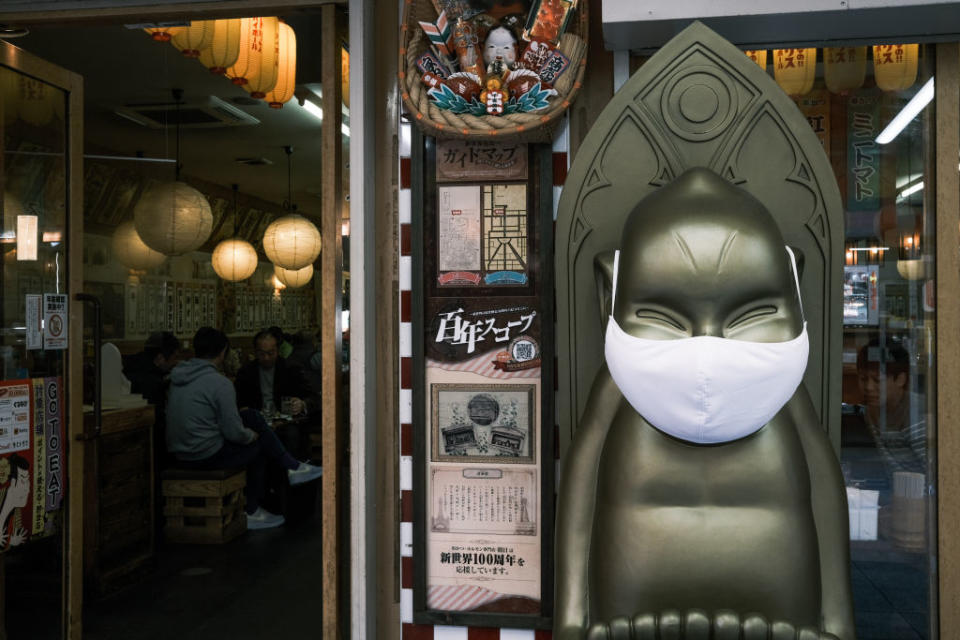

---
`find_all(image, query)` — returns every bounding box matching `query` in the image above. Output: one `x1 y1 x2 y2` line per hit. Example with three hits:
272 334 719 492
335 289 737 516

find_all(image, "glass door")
0 40 83 640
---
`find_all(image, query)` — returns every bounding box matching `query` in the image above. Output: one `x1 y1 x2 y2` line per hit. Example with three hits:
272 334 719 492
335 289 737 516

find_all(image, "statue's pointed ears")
789 245 806 281
594 250 617 327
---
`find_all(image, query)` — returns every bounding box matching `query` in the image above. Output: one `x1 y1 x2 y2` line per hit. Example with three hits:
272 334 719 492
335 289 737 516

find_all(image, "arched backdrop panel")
555 22 843 450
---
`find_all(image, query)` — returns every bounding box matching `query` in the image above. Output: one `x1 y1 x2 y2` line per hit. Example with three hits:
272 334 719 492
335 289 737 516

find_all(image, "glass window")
782 46 937 640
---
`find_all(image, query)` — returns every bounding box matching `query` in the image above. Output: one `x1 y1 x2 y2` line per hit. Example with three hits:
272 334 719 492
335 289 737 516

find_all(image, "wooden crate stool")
162 469 246 544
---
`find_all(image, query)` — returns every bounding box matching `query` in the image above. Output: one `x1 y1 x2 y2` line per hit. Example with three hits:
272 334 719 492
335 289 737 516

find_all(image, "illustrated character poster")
0 378 65 550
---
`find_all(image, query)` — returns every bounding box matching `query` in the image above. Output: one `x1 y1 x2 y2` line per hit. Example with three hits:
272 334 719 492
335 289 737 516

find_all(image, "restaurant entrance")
0 39 84 639
0 4 350 639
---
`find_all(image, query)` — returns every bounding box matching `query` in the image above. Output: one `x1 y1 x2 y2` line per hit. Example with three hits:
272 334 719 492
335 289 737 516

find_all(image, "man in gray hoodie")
167 327 323 529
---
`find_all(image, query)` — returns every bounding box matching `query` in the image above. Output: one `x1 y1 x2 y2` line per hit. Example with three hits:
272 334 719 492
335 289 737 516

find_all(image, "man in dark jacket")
234 330 315 417
123 331 180 406
167 327 322 530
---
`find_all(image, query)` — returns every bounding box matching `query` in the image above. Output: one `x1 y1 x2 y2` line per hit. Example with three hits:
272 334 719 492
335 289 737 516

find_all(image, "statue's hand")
582 610 842 639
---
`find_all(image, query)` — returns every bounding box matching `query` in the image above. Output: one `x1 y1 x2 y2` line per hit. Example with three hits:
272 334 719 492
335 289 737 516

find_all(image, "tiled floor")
852 556 930 639
6 514 931 639
6 496 323 640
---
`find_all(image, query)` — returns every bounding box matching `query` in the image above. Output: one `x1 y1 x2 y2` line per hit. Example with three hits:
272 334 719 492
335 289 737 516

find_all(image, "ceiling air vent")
114 95 260 129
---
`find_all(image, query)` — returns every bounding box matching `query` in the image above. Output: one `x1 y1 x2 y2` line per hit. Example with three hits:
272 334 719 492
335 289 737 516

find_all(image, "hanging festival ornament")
227 16 280 97
273 263 313 288
171 20 214 58
265 21 296 108
873 44 919 92
143 25 184 42
261 146 321 270
112 220 167 271
212 184 259 281
824 47 866 94
773 48 816 96
133 90 213 256
745 50 767 69
198 18 242 74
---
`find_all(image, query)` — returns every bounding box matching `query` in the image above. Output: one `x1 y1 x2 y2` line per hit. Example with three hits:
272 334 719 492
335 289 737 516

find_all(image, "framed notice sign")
412 134 554 629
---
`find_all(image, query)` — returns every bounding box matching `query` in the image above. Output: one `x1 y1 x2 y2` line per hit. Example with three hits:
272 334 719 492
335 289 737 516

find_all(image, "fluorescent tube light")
897 181 925 200
876 77 934 144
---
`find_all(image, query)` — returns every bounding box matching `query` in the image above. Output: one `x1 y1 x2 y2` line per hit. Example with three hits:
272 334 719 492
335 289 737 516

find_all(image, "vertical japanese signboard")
0 378 65 550
847 91 882 212
415 140 553 628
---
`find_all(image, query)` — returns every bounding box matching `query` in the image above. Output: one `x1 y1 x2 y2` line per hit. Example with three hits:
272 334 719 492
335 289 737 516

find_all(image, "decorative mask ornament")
604 247 809 444
483 26 517 68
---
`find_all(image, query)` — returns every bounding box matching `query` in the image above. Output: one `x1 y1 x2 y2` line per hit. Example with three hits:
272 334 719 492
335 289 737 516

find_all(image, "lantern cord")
232 183 239 237
172 88 184 181
284 145 294 212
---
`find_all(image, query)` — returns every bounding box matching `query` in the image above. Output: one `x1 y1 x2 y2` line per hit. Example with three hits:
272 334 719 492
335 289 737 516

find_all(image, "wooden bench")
161 469 246 544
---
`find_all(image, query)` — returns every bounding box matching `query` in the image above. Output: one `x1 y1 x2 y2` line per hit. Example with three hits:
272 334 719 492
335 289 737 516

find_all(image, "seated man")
123 331 180 406
166 327 323 530
234 329 315 418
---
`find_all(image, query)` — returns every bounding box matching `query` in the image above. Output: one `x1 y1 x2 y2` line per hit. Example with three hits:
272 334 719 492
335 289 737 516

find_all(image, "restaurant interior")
0 11 344 638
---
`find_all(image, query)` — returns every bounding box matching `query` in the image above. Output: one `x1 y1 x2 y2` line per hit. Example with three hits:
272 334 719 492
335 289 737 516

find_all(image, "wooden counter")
83 405 155 596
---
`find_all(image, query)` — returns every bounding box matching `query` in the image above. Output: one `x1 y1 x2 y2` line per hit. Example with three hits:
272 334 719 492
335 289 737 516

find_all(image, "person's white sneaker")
288 462 323 486
246 507 285 530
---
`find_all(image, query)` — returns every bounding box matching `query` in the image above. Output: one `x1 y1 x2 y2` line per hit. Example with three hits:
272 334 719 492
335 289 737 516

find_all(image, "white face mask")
604 247 808 444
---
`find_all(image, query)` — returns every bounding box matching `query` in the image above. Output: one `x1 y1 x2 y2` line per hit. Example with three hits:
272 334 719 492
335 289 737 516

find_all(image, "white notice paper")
438 186 482 273
25 295 42 350
43 294 68 350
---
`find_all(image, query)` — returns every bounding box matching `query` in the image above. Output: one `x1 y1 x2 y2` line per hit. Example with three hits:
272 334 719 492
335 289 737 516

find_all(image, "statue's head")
613 168 803 344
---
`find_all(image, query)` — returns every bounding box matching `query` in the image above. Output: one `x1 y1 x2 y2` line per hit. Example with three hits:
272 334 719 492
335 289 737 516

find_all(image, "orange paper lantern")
171 20 213 58
199 19 242 74
873 44 919 92
773 48 816 97
265 22 296 108
143 25 184 42
227 17 280 98
745 50 767 69
824 47 866 94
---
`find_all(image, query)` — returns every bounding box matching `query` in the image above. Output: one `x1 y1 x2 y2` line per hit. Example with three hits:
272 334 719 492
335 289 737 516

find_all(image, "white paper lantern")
133 181 213 256
262 214 321 270
112 220 167 270
274 263 313 288
212 237 259 281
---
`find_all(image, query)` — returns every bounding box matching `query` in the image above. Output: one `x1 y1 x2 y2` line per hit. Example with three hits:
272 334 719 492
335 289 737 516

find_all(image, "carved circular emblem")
661 66 737 141
468 394 500 426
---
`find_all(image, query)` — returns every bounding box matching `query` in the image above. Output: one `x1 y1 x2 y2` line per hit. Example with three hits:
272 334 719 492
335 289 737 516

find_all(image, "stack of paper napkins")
847 486 880 541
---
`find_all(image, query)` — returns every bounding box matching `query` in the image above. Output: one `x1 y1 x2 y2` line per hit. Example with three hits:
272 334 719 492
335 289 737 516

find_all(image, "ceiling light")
303 100 323 121
262 146 322 270
212 184 258 282
876 77 934 144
